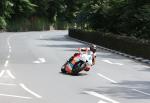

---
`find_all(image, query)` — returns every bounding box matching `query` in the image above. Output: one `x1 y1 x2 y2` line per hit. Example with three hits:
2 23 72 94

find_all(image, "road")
0 30 150 103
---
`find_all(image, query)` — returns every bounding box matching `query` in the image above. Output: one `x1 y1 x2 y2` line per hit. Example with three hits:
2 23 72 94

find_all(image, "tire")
61 65 66 73
72 60 85 75
72 70 79 75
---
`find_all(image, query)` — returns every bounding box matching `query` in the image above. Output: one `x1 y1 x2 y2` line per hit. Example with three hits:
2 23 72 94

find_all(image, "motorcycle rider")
66 44 96 73
78 44 96 66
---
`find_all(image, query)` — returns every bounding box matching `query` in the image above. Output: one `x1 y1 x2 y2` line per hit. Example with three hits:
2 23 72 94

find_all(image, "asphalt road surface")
0 30 150 103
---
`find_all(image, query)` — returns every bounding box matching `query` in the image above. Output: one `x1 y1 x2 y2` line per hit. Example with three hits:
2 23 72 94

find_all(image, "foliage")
11 0 37 18
0 0 150 39
0 17 7 29
76 0 150 39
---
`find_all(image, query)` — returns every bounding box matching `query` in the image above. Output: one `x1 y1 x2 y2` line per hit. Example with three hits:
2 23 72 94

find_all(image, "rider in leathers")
67 44 96 73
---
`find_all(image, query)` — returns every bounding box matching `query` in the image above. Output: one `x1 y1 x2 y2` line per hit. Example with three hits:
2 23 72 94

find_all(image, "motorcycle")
61 52 93 75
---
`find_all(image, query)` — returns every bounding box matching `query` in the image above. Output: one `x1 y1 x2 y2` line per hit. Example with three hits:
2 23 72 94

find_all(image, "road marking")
0 70 16 79
143 66 150 68
33 61 41 64
20 83 42 98
84 91 119 103
98 100 108 103
102 60 123 66
39 58 46 63
7 39 11 49
0 70 5 77
4 60 9 67
0 93 32 99
132 89 150 96
7 55 10 59
97 73 118 84
6 70 16 79
0 83 16 86
9 49 12 53
33 58 46 64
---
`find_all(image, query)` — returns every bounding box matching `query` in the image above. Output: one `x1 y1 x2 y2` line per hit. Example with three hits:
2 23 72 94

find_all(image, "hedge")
69 29 150 59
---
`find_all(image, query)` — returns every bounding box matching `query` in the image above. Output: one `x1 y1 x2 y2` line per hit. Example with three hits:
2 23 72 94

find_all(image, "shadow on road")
38 44 85 48
139 67 150 72
96 53 128 60
83 80 150 100
59 72 88 76
38 35 72 42
37 35 86 49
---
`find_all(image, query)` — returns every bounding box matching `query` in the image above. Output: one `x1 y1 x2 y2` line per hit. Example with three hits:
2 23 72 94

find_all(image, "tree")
0 0 13 29
11 0 36 18
76 0 150 39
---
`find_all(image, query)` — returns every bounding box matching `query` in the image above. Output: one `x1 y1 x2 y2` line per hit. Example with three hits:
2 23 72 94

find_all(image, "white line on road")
7 37 12 50
0 83 16 86
6 70 16 79
0 93 32 99
97 73 118 84
39 58 46 63
20 83 42 98
98 100 108 103
143 65 150 68
33 61 41 64
9 49 12 53
84 91 119 103
132 89 150 96
102 60 123 66
7 55 10 59
33 58 46 64
7 42 11 49
4 60 9 67
0 70 5 77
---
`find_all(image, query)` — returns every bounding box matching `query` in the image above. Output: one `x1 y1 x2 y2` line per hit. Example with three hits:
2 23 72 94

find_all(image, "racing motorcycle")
61 52 93 75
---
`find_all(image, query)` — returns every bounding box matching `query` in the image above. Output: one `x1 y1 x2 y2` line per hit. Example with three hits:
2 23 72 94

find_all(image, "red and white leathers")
65 53 81 74
78 47 96 66
64 47 96 74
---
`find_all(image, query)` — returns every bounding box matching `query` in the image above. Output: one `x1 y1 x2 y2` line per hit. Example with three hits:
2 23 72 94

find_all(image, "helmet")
90 44 96 53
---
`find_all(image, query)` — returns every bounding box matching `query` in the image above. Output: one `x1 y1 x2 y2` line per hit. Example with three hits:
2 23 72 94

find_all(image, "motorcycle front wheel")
61 65 66 73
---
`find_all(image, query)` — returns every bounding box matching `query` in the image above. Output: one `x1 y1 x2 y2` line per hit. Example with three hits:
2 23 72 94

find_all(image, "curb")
67 36 150 65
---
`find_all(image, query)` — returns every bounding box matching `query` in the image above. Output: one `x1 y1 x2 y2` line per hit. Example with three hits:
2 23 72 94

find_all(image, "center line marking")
97 73 118 84
0 93 32 99
33 61 41 64
7 55 10 59
0 83 16 86
4 60 9 67
33 58 46 64
20 83 42 98
132 89 150 96
98 100 108 103
39 58 46 63
9 49 12 53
